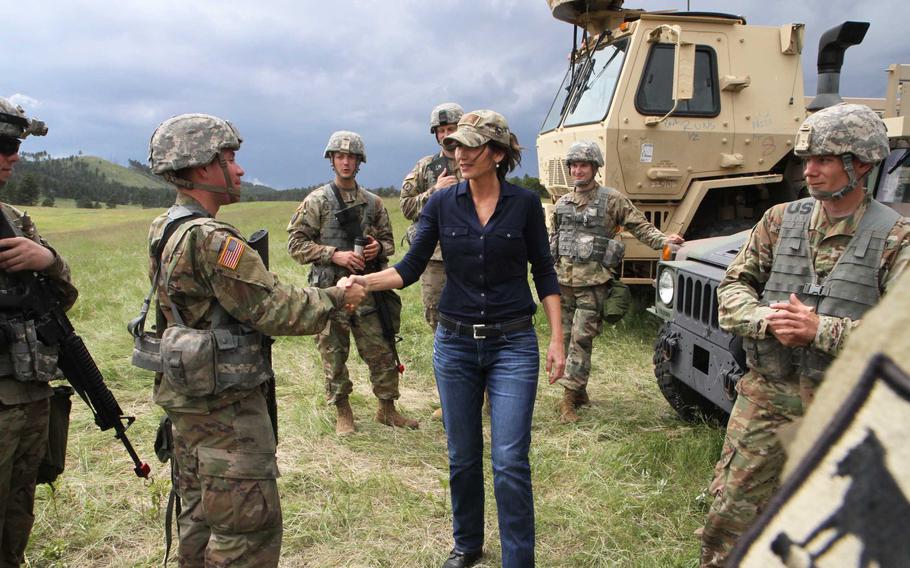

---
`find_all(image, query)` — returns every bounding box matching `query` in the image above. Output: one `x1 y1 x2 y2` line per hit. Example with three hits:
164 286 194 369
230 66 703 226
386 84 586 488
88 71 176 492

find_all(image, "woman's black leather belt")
438 314 533 339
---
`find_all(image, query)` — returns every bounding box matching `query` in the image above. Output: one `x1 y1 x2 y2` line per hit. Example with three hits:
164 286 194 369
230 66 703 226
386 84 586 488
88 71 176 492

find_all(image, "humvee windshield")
540 38 628 133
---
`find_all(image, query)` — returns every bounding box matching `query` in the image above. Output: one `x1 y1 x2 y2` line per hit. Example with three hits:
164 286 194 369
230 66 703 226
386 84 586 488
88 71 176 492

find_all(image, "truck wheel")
653 325 728 425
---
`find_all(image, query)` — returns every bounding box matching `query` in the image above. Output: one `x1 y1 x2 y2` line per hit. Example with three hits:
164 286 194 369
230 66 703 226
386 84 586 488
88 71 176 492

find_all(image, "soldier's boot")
335 398 355 436
376 399 419 429
558 388 579 423
575 387 590 407
432 407 444 420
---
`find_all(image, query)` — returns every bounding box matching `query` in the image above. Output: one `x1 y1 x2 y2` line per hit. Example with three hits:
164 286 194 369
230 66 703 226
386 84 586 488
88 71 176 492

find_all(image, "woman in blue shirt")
343 110 564 568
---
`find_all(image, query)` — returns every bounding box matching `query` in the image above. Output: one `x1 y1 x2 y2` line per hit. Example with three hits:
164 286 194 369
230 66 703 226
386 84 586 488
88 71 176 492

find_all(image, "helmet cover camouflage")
324 130 366 163
794 103 889 164
148 113 242 175
443 109 512 149
565 140 605 167
430 103 464 133
0 96 47 139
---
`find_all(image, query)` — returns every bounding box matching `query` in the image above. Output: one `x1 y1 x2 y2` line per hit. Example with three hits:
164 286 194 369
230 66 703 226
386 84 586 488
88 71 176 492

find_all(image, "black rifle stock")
0 210 150 478
333 205 405 374
247 229 279 441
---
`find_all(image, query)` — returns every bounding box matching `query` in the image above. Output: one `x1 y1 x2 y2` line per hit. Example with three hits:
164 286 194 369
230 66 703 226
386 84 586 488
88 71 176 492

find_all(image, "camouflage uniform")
548 143 668 395
0 99 71 567
400 103 464 331
287 184 400 404
146 115 344 568
701 103 910 567
400 153 461 329
0 206 76 568
702 204 910 566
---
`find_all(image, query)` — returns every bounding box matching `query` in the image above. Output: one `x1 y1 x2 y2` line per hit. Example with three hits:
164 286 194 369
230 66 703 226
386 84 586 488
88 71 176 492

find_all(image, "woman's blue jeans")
433 325 539 568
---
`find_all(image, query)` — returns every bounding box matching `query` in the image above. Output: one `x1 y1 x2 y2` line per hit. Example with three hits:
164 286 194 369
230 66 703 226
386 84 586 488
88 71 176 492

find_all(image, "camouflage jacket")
400 151 461 261
718 197 910 359
150 193 344 413
548 186 668 286
0 203 78 405
286 183 394 276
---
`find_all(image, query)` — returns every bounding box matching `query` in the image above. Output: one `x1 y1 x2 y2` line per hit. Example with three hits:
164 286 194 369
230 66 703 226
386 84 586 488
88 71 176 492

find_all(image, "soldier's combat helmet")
324 131 366 163
148 113 242 196
430 103 464 134
0 96 47 140
565 140 605 167
794 103 889 201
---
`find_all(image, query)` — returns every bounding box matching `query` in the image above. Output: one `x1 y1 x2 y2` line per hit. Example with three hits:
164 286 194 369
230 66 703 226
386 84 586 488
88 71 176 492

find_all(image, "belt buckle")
472 324 487 339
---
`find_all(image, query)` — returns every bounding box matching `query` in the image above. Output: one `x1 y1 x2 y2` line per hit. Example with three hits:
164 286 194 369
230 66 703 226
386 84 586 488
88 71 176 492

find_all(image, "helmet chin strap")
163 155 240 198
808 154 863 202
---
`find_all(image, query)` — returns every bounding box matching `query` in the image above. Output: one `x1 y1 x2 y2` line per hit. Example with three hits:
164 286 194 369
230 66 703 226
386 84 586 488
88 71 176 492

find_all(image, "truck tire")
653 324 728 425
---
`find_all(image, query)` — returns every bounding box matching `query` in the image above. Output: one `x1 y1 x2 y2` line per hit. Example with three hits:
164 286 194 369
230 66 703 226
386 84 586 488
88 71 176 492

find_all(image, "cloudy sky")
8 0 908 190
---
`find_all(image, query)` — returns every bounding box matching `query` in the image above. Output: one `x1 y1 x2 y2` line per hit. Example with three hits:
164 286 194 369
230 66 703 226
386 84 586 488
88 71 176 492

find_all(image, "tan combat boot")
432 407 444 420
376 399 419 429
335 397 355 436
558 388 579 423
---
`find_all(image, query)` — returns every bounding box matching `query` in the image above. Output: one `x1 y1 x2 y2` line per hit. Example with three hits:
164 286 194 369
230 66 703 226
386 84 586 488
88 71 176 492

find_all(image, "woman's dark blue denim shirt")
394 180 559 324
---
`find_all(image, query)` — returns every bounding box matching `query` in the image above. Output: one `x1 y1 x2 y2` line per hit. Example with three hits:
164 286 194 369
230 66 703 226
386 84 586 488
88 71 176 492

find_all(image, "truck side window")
635 44 720 117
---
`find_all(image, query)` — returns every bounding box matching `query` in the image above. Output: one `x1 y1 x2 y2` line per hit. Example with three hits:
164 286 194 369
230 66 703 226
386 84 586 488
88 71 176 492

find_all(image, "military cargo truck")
650 58 909 422
540 0 830 284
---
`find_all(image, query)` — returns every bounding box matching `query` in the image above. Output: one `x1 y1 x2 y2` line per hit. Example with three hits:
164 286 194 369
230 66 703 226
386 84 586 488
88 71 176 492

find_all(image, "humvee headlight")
657 268 675 306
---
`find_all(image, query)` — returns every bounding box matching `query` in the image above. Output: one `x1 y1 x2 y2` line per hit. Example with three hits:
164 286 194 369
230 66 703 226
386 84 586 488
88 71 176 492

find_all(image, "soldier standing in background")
548 141 683 423
400 103 464 420
146 114 365 567
700 104 910 567
287 131 418 436
400 103 464 331
0 97 76 567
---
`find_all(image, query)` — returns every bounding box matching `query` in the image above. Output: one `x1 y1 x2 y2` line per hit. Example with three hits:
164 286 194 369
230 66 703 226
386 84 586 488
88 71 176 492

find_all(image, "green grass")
22 198 722 567
76 156 170 189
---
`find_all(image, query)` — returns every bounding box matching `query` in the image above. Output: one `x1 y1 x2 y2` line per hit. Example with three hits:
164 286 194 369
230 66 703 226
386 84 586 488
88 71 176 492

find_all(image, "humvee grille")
676 273 719 329
547 158 570 187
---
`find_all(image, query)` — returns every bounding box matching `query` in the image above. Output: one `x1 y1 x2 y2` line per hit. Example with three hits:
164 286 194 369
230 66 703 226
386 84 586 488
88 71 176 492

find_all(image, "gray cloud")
7 0 908 189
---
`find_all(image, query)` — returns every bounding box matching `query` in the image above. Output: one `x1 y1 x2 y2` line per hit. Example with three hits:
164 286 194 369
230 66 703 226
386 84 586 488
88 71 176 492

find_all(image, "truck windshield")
540 38 628 133
875 148 910 204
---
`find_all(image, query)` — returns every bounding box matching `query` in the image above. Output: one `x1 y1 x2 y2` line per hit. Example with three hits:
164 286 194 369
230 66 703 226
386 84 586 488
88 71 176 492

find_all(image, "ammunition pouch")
602 280 632 324
601 239 625 270
742 336 797 380
37 385 74 485
0 318 59 383
154 414 174 464
159 324 270 398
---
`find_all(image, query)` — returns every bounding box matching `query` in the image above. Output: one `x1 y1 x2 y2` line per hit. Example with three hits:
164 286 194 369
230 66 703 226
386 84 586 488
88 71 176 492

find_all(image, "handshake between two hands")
337 275 370 313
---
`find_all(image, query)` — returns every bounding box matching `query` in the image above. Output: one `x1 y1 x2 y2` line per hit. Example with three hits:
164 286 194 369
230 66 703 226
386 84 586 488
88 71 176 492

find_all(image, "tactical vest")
555 186 624 268
0 212 58 383
308 184 379 287
130 208 270 397
744 198 900 381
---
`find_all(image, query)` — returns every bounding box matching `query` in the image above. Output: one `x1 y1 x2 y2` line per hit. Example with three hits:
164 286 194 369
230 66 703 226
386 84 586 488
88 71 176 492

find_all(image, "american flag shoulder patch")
218 236 245 270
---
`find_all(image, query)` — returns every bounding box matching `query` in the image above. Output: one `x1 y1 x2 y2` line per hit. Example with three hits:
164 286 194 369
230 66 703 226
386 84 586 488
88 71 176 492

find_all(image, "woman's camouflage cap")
443 109 512 149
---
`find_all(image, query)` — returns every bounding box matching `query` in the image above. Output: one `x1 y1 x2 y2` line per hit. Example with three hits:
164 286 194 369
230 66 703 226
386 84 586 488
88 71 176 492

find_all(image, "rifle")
247 229 278 441
334 203 405 374
0 209 150 478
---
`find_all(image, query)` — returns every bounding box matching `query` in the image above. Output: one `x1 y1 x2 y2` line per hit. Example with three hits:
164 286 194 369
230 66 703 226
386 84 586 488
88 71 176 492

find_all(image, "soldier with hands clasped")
700 104 910 567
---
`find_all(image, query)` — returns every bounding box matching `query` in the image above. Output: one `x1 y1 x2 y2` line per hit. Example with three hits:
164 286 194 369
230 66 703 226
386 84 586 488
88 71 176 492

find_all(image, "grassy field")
21 199 722 567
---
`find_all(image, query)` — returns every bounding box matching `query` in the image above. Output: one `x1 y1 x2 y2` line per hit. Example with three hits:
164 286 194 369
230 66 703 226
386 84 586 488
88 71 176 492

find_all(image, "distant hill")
0 153 403 209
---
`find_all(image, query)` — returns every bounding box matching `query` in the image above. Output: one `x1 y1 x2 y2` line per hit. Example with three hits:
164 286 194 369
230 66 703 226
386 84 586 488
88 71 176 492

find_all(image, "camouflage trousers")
419 259 446 331
0 398 49 568
700 370 817 567
317 293 400 404
167 387 281 568
556 283 609 392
